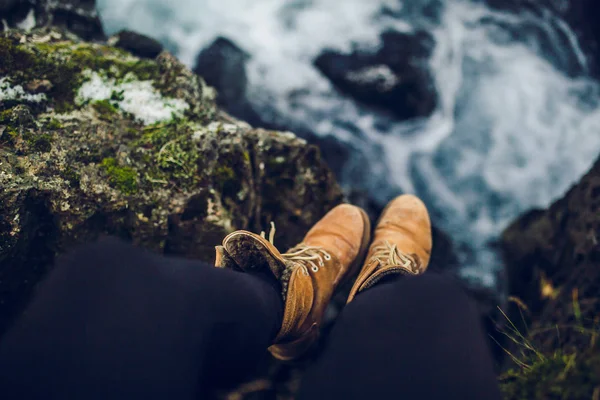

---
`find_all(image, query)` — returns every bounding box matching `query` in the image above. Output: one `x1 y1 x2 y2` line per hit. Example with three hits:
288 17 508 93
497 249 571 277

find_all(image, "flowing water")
97 0 600 288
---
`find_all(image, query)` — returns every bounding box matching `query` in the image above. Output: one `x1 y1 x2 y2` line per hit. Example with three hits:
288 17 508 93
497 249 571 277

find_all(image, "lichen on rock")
0 27 343 337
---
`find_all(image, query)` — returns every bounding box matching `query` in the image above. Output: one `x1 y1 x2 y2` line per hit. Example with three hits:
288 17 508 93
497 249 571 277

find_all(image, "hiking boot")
347 194 432 303
214 204 371 360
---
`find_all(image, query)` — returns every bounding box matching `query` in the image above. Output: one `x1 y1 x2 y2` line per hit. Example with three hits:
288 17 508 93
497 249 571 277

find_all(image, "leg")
0 237 282 399
298 274 502 400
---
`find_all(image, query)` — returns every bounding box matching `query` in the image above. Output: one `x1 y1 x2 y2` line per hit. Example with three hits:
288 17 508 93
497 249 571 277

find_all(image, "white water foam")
97 0 600 287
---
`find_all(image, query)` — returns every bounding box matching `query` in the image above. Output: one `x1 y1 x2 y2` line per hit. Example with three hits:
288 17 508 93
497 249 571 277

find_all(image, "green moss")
110 90 125 102
6 127 18 140
69 46 120 72
69 45 160 82
62 166 80 186
29 134 53 153
497 310 600 400
136 122 175 147
214 165 235 181
0 37 162 113
125 127 139 136
33 41 72 53
214 163 243 198
92 100 119 121
46 118 63 130
124 60 160 81
19 130 54 153
0 126 19 147
133 121 200 187
0 37 34 73
242 150 251 164
0 109 14 124
0 37 80 112
500 349 600 399
101 157 138 194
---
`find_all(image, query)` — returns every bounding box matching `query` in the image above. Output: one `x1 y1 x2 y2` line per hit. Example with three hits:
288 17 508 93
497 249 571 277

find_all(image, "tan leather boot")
347 194 432 303
215 204 370 360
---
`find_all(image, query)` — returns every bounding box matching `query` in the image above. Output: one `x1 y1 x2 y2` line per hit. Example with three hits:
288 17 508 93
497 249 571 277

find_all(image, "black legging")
0 237 501 399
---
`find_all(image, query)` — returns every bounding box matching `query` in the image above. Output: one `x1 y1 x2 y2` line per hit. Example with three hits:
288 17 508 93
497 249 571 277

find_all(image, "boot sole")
222 231 287 279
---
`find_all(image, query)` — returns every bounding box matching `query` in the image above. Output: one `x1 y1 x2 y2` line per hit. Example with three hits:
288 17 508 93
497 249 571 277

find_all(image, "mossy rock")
0 28 343 337
500 346 600 399
500 155 600 398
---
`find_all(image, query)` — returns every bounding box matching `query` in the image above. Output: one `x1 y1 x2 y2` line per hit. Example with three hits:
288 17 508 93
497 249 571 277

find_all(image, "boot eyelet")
311 266 319 272
324 254 331 260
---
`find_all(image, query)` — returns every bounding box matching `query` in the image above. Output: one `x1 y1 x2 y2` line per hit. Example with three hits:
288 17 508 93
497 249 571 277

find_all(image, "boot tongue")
358 253 422 293
223 232 288 278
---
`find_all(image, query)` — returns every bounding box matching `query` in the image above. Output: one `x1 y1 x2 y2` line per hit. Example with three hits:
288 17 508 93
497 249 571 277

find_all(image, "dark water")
98 0 600 288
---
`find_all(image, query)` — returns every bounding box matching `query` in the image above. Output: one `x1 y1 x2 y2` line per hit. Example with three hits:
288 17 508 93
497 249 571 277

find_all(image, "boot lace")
370 240 421 274
260 222 331 274
282 245 331 273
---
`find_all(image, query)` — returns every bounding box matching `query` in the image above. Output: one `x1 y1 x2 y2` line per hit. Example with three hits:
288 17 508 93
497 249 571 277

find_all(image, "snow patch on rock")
0 78 47 102
76 71 189 125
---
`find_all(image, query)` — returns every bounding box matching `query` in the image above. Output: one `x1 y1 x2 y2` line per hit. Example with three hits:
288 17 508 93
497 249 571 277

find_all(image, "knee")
393 273 481 320
48 236 153 292
206 269 278 313
355 272 477 317
57 236 138 270
72 235 134 260
402 273 466 297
